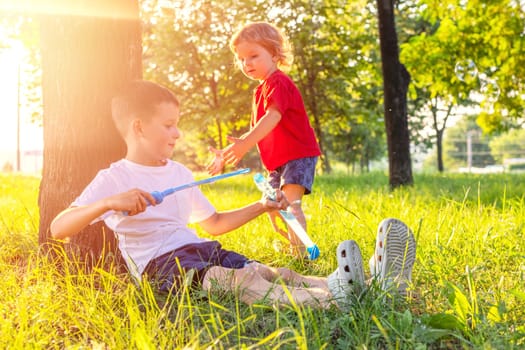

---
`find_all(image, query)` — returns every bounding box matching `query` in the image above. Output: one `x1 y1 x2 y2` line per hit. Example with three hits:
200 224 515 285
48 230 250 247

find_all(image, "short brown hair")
230 22 293 69
111 80 179 136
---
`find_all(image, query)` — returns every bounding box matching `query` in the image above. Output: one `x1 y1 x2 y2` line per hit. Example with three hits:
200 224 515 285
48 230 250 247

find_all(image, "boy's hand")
104 189 157 216
206 146 225 175
261 189 289 211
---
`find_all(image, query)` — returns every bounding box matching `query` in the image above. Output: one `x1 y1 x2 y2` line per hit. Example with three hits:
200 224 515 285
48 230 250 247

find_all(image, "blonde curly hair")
230 22 293 70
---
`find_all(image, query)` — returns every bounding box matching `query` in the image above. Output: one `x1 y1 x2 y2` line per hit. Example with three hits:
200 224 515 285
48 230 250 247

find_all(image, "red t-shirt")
252 70 321 171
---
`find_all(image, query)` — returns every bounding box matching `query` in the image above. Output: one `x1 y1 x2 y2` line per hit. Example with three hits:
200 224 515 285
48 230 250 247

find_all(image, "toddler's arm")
50 189 157 240
222 107 281 167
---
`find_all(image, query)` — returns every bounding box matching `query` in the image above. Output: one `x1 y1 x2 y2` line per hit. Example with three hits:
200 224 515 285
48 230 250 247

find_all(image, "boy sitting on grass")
50 80 416 309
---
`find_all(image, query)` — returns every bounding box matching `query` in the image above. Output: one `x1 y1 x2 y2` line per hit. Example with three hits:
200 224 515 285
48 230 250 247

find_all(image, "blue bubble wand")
148 168 251 204
253 173 320 260
123 168 250 215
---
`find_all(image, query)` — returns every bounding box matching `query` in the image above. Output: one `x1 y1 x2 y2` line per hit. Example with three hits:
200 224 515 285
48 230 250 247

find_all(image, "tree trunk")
304 78 331 174
432 102 451 173
436 130 444 172
38 1 142 269
376 0 413 188
311 112 331 174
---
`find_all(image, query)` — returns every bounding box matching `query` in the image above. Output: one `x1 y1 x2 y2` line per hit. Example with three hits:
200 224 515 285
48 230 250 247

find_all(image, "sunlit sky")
0 47 43 173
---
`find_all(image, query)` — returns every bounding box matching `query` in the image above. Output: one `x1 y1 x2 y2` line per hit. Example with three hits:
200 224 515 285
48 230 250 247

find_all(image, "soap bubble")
479 77 501 103
454 59 478 82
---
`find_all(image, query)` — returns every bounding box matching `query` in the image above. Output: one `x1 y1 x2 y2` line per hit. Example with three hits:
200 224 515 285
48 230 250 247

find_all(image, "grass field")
0 171 524 349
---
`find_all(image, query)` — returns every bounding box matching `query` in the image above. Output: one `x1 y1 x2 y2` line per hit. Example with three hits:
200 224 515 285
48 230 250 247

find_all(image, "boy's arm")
50 189 157 240
222 107 281 166
198 188 288 236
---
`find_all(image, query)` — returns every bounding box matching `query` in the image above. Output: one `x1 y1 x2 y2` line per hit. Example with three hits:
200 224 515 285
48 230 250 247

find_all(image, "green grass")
1 171 524 349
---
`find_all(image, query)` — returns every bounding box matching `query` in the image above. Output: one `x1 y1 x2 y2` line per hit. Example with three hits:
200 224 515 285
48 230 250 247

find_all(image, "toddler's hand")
222 136 248 167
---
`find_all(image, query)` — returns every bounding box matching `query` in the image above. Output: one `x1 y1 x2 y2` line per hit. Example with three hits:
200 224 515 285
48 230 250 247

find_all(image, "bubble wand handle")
253 173 320 260
123 168 250 215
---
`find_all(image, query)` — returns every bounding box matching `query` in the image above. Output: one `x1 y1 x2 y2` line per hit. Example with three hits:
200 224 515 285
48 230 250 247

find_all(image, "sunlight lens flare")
0 0 138 19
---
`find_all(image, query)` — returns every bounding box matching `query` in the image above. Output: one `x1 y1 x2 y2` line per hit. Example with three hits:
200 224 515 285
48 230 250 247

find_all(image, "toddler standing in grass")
50 80 416 310
207 22 321 259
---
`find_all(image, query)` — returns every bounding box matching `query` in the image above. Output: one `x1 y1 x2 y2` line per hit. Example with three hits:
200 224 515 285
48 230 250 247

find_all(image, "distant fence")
458 158 525 174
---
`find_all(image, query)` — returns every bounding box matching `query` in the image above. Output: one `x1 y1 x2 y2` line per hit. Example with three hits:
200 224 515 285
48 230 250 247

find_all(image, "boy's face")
134 101 181 166
235 41 278 81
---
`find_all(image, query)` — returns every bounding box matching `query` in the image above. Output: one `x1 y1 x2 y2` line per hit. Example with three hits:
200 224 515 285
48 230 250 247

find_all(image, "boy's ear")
132 118 143 135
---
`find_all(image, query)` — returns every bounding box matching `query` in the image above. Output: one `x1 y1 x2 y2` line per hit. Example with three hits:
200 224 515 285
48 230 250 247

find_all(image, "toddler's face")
234 41 278 81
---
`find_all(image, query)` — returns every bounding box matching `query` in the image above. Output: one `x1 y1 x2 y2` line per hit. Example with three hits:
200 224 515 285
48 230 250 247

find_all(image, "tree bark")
376 0 413 188
304 75 331 174
38 1 142 268
436 130 444 172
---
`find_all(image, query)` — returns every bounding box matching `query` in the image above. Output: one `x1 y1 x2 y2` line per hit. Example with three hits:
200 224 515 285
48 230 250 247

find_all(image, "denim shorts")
268 156 318 195
143 241 250 292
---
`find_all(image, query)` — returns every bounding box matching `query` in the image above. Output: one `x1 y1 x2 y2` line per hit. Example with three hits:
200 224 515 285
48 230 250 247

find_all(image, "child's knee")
276 267 294 280
287 203 305 223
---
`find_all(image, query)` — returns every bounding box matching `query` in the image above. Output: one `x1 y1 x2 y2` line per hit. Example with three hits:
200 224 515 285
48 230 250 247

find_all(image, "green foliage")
2 172 525 348
402 0 525 137
399 0 525 172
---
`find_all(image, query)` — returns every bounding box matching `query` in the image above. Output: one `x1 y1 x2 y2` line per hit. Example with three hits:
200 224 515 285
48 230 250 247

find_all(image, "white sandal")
370 218 416 296
327 240 365 310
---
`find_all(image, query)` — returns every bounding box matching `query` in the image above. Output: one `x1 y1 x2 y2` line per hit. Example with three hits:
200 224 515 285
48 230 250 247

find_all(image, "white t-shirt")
72 159 216 279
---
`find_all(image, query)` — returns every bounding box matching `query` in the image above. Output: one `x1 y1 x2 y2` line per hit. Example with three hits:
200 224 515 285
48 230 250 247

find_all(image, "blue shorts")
268 156 318 195
143 241 250 292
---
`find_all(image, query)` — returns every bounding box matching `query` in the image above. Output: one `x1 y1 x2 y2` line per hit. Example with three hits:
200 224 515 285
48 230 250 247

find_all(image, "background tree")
38 0 142 266
376 0 413 187
401 0 525 171
400 18 476 172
